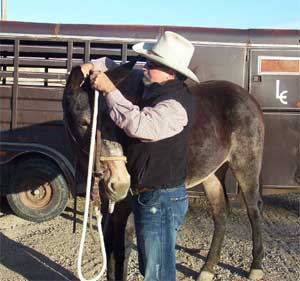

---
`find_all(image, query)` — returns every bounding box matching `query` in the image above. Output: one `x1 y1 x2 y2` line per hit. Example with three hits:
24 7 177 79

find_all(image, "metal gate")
249 49 300 191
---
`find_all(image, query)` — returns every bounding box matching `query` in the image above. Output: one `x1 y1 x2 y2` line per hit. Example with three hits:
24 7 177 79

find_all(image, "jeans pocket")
171 195 188 230
137 190 160 207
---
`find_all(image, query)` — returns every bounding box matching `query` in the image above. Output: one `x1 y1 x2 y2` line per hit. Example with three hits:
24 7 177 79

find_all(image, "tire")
6 158 69 222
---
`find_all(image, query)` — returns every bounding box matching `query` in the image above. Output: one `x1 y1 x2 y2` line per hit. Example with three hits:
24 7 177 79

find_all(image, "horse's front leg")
197 174 229 281
104 195 133 281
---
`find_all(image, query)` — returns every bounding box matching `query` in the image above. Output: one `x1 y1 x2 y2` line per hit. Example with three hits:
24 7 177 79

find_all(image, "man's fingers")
90 72 100 89
89 72 116 93
90 71 100 80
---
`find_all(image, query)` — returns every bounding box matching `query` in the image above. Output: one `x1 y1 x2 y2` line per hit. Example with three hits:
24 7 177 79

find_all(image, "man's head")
133 31 199 84
142 60 177 85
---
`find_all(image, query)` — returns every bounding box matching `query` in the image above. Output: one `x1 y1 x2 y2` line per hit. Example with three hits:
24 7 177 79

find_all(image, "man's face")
143 60 175 85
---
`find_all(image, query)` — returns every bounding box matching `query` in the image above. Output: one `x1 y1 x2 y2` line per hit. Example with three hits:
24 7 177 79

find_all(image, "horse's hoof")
249 269 264 280
197 270 215 281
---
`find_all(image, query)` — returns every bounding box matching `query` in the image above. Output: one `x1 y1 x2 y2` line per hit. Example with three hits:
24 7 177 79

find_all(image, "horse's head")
96 111 130 201
63 59 137 202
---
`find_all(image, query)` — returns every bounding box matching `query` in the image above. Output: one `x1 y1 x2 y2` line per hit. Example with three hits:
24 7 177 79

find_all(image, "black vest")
125 79 195 188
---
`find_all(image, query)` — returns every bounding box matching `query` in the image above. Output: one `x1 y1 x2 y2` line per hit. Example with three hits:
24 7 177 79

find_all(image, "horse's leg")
105 195 133 281
230 162 264 280
197 173 229 281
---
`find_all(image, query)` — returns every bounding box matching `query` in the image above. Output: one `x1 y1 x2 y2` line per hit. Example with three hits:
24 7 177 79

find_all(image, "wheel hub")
19 182 53 209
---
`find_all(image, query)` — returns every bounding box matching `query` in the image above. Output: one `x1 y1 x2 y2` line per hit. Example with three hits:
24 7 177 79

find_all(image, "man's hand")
90 72 117 94
81 63 94 77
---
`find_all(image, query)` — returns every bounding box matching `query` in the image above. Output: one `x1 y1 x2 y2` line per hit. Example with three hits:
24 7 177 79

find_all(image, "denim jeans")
132 184 188 281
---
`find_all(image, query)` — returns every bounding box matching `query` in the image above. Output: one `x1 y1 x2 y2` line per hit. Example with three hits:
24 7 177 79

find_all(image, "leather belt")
130 183 183 196
131 186 155 196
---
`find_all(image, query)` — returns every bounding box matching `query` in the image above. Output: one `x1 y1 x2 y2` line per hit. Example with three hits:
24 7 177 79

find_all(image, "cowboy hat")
132 31 199 83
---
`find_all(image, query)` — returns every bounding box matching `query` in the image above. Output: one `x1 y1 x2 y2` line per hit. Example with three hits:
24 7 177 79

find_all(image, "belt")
130 183 184 196
130 186 155 196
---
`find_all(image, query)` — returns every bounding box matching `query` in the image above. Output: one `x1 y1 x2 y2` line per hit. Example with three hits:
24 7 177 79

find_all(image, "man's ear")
167 69 177 79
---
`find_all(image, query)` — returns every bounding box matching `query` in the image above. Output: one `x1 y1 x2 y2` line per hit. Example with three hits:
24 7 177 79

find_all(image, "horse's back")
186 80 264 187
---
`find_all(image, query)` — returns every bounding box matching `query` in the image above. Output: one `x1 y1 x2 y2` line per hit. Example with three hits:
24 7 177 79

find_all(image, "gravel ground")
0 193 299 281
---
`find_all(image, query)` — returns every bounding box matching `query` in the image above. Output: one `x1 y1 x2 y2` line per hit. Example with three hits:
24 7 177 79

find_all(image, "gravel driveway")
0 193 299 281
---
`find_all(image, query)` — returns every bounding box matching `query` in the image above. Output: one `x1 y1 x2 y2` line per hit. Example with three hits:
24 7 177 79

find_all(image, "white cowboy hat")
132 31 199 83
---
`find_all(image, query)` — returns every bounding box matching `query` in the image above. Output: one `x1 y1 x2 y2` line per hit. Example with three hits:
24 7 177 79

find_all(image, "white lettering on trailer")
276 80 288 105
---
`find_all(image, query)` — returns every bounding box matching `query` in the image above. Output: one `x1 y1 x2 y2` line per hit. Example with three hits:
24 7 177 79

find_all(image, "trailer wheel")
6 158 69 222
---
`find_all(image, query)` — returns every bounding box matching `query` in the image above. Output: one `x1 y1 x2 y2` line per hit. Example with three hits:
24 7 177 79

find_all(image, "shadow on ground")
0 233 78 281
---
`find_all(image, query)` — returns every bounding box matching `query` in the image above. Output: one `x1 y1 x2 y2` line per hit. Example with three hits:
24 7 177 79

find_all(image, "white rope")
77 90 107 281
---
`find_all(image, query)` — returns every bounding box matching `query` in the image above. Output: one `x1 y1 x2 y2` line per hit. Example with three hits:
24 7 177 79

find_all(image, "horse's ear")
105 56 140 86
65 65 84 93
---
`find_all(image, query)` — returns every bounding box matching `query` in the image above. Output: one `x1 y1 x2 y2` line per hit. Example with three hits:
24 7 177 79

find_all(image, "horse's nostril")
110 183 116 191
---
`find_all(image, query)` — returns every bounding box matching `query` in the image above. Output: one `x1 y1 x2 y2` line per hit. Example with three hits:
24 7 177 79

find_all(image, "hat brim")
133 42 200 83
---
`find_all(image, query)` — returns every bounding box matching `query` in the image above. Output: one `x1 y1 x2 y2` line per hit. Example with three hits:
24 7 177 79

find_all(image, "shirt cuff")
91 57 118 72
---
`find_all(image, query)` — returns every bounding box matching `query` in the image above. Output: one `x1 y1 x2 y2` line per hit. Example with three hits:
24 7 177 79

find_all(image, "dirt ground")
0 193 299 281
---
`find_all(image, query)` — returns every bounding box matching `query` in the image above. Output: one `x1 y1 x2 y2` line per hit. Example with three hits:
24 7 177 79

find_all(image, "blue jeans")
132 184 188 281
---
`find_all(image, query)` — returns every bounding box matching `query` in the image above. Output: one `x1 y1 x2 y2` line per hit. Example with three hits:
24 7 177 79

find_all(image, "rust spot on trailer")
54 24 60 36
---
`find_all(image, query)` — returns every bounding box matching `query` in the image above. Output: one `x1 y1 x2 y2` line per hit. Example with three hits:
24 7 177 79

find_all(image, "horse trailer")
0 21 299 221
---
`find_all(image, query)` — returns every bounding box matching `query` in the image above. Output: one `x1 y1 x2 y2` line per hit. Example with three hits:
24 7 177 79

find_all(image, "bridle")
99 156 127 161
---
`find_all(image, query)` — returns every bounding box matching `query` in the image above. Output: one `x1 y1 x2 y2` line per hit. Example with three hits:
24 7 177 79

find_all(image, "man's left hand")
90 72 116 94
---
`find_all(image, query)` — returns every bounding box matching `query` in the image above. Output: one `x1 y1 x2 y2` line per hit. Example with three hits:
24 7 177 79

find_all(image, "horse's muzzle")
105 175 131 202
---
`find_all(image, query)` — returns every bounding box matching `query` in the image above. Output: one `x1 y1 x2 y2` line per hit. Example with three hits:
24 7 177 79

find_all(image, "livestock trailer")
0 21 299 221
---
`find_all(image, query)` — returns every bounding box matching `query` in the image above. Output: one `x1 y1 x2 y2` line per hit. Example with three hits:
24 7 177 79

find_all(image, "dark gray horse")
63 61 265 281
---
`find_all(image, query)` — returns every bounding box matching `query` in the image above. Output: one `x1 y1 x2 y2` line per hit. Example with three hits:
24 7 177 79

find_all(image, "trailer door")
249 49 300 191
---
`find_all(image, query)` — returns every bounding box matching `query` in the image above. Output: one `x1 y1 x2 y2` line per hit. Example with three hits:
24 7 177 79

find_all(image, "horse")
63 62 137 280
63 60 265 281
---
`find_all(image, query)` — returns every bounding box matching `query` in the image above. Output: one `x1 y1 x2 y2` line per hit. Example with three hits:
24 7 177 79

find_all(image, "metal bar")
1 54 7 85
0 57 82 68
1 44 83 54
0 71 67 80
67 41 73 72
84 41 90 63
1 43 124 57
121 43 128 63
1 0 7 21
44 55 49 87
11 39 19 129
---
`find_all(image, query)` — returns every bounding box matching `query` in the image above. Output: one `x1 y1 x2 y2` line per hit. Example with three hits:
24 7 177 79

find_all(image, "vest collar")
142 79 185 101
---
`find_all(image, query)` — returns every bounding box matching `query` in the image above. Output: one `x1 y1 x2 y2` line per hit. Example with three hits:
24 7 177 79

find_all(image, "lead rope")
77 90 107 281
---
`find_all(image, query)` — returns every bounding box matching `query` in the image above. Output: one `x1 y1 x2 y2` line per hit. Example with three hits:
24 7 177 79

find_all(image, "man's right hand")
90 72 117 94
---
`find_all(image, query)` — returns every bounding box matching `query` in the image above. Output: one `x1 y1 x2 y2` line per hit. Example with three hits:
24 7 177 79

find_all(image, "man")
84 31 199 281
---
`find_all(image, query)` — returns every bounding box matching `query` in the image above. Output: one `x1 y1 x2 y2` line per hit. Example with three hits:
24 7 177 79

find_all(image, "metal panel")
262 112 300 187
249 29 300 46
2 21 299 46
250 49 300 189
0 123 70 159
250 49 300 110
191 45 247 87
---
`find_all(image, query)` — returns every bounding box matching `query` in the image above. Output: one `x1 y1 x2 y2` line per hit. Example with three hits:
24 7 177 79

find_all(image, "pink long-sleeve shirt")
91 57 188 142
